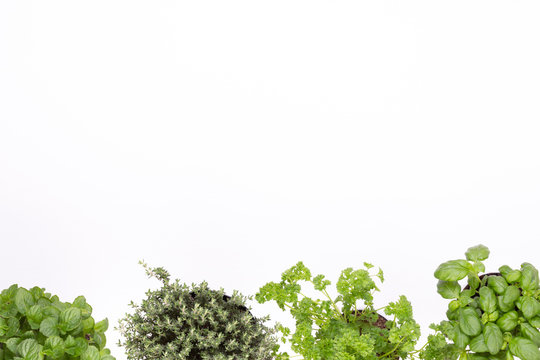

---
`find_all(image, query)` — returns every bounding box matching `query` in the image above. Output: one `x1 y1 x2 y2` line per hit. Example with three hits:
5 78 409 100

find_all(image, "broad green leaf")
101 356 115 360
468 275 481 291
43 336 64 359
465 245 490 262
59 307 82 332
6 338 22 354
42 306 60 319
64 335 88 356
497 311 519 332
81 346 100 360
26 305 44 330
452 325 470 349
0 317 7 336
484 322 503 355
479 287 497 314
505 270 522 284
17 339 41 360
28 287 44 300
72 296 92 319
92 332 106 350
530 317 540 328
470 334 489 352
82 317 95 333
488 276 509 295
6 317 20 337
521 323 540 347
502 286 521 308
519 297 540 320
94 318 108 333
500 266 513 277
39 317 59 337
459 308 483 336
509 337 540 360
15 288 35 315
521 264 540 292
435 260 472 281
438 281 462 299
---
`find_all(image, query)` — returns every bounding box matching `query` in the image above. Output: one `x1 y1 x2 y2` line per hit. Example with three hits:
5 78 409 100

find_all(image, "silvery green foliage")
118 262 279 360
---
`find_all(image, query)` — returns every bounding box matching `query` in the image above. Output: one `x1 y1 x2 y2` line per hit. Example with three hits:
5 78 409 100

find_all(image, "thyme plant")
117 262 279 360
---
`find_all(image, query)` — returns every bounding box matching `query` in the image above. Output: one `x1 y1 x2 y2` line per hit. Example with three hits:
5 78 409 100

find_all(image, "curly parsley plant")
118 262 279 360
256 261 421 360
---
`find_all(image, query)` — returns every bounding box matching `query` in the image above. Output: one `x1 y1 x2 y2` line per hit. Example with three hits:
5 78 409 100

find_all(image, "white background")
1 1 540 358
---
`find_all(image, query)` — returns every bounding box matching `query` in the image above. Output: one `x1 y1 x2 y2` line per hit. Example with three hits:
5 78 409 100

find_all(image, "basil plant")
422 245 540 360
0 284 114 360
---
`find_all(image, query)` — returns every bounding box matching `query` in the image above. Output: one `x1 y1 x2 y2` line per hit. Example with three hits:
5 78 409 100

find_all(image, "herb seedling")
256 261 421 360
422 245 540 360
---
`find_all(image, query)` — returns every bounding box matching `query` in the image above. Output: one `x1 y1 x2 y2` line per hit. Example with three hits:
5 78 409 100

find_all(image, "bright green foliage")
256 262 421 360
117 261 279 360
0 284 114 360
424 245 540 360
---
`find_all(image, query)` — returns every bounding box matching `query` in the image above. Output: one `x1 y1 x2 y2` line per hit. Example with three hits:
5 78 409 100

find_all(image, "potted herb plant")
421 245 540 360
256 261 422 360
117 261 280 360
0 284 114 360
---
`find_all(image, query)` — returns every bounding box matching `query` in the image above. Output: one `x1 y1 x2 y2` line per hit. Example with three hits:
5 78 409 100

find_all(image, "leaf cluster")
0 284 113 360
423 245 540 360
256 262 421 360
117 261 279 360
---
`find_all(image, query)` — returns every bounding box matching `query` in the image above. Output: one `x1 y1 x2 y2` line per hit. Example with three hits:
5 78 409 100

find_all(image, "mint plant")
117 262 279 360
0 284 114 360
422 245 540 360
256 261 421 360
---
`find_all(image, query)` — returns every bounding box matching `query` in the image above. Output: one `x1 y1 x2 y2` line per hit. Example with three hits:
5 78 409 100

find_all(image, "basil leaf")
453 325 471 349
488 276 509 295
484 322 503 355
459 308 483 336
505 270 522 284
521 263 540 291
502 286 521 308
519 297 540 320
479 287 497 314
521 323 540 347
470 334 489 353
497 311 519 332
465 245 490 262
438 281 462 299
509 337 540 360
530 317 540 328
435 260 472 281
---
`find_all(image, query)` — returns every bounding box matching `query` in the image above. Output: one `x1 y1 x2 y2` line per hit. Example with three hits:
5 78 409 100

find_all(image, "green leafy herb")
423 245 540 360
0 284 114 360
256 261 422 360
